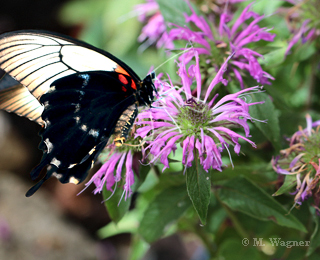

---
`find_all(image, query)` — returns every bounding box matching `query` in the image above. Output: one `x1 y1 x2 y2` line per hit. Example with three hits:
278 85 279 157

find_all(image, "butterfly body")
0 30 155 196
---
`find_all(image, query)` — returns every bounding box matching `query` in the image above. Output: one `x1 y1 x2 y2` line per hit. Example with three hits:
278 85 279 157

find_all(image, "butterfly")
0 30 155 196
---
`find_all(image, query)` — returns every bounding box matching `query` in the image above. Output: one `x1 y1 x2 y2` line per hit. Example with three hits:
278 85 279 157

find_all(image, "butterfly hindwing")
25 71 138 196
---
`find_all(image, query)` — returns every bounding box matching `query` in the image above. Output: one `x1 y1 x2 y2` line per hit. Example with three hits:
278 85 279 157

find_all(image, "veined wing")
0 30 140 100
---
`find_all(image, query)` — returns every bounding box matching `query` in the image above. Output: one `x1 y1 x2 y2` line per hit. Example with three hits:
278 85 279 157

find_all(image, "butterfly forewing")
0 31 140 100
0 73 44 124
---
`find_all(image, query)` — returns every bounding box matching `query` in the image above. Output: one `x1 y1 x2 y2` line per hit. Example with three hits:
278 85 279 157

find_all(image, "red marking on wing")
121 86 127 92
115 65 137 90
131 79 137 90
118 74 128 85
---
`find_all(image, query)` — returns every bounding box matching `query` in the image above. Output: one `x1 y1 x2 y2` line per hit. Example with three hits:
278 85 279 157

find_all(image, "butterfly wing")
0 30 141 100
0 30 145 195
25 71 138 196
0 73 44 124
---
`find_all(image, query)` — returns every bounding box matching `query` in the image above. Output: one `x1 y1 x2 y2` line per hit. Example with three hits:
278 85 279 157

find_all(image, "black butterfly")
0 30 155 196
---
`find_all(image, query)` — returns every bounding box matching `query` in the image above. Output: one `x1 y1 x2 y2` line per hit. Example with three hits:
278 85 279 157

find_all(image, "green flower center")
176 99 212 138
303 130 320 164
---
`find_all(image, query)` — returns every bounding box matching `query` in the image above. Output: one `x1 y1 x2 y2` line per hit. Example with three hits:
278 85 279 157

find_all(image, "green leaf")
103 162 150 224
156 0 192 25
138 184 191 243
135 164 151 184
208 208 227 234
258 44 287 67
273 174 297 196
103 183 131 224
211 163 273 184
249 92 281 151
218 239 262 260
186 157 211 224
156 172 186 189
217 176 307 232
307 207 320 256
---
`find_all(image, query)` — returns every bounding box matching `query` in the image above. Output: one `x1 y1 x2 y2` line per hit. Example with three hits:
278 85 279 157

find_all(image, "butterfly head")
139 71 156 107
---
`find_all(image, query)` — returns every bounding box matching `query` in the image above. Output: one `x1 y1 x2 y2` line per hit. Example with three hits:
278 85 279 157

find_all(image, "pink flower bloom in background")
272 114 320 210
167 3 275 88
136 53 263 172
135 0 173 50
283 0 319 55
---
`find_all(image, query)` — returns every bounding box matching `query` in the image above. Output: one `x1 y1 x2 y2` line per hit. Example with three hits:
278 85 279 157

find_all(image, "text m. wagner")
253 238 310 248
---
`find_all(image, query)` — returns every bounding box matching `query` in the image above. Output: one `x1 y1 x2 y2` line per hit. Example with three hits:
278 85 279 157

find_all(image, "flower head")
136 53 263 172
272 114 320 210
135 0 173 50
283 0 319 55
84 130 143 201
167 3 275 88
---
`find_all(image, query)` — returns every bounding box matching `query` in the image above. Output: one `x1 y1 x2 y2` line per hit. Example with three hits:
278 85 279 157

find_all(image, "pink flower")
283 0 318 55
136 53 263 172
135 0 173 50
272 114 320 209
84 139 143 201
167 3 275 88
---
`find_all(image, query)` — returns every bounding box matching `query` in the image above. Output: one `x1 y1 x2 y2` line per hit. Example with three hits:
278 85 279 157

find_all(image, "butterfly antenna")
153 47 193 73
117 8 143 24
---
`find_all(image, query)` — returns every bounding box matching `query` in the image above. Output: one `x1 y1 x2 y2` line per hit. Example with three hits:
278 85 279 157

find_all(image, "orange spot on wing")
118 74 129 85
115 66 130 76
115 65 137 90
131 79 137 90
122 86 127 92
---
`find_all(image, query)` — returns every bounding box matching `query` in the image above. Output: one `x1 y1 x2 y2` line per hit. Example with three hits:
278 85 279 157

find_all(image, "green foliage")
138 184 191 242
103 183 132 224
217 176 306 232
249 92 281 151
156 0 192 25
186 156 211 224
